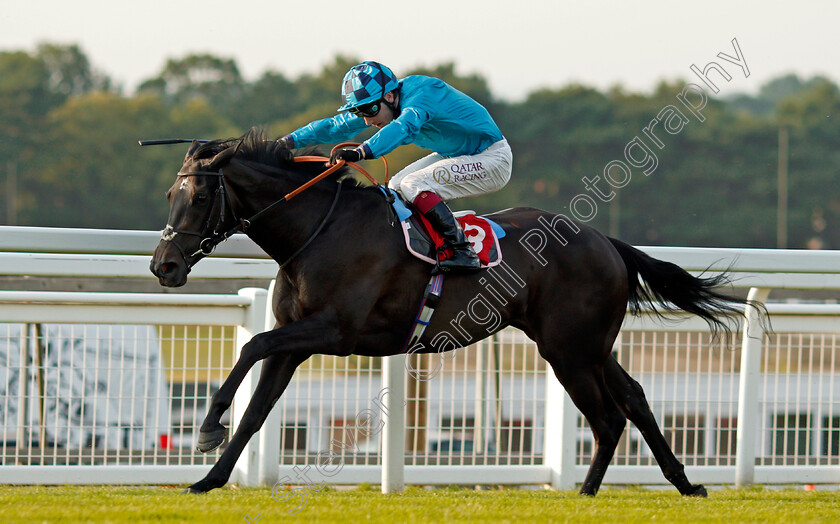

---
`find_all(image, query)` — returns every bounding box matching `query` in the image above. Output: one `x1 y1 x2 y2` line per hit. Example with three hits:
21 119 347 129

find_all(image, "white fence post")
474 336 489 453
381 354 405 493
258 280 281 486
735 287 771 488
544 367 578 490
16 324 30 450
231 287 270 487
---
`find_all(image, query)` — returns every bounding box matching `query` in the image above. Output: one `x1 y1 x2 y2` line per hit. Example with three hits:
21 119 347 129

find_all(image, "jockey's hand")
330 147 363 165
275 135 294 149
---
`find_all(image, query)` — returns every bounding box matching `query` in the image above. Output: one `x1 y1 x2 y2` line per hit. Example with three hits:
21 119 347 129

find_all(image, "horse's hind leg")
542 346 627 496
604 356 707 497
185 352 308 494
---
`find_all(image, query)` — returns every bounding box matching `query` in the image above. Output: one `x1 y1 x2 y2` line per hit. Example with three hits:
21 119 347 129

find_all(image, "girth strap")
400 273 445 353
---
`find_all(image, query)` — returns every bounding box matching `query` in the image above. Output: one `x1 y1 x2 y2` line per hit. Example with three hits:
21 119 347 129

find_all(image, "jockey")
277 61 512 273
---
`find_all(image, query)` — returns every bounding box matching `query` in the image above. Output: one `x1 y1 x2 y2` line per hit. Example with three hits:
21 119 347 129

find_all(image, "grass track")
1 485 838 523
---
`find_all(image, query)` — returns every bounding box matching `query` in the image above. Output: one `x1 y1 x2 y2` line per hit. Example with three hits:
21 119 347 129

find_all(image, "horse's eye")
195 193 209 205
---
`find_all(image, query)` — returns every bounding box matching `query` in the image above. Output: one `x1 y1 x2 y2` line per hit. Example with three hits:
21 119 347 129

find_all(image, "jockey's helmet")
338 61 399 112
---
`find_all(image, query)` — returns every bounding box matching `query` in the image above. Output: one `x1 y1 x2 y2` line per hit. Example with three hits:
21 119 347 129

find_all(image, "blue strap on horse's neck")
400 273 445 353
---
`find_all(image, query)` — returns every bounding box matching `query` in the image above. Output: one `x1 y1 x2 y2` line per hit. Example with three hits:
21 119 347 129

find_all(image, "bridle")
161 144 389 271
161 168 244 265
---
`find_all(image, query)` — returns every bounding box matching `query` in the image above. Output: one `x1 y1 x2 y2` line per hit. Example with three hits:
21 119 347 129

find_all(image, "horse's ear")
207 144 237 170
184 140 202 161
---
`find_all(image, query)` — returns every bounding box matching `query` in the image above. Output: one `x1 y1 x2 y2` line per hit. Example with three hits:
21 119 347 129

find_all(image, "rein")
165 144 390 269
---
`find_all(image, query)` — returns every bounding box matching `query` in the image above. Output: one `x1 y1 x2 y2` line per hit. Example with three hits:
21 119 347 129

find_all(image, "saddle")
378 188 506 352
382 188 505 267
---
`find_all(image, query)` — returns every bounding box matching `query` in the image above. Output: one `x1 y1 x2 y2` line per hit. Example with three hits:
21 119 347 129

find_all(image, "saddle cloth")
383 188 505 268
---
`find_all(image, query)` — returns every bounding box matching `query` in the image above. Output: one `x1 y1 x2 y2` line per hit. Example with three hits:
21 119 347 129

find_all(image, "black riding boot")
423 201 481 273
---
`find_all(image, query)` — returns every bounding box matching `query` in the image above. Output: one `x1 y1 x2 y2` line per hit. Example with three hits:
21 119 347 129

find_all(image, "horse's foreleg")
604 357 707 497
186 352 309 494
198 309 340 453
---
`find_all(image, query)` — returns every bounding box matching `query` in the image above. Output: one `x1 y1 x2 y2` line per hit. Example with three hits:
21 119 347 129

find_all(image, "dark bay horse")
150 128 747 496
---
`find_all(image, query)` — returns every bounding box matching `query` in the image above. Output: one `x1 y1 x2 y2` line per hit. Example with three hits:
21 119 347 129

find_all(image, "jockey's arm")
286 112 368 148
361 106 429 158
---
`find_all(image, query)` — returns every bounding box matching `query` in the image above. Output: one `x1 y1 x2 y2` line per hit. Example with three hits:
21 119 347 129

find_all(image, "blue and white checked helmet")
338 61 399 112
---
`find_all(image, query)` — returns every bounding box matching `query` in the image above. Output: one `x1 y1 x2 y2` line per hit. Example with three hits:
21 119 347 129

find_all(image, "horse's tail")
608 237 748 335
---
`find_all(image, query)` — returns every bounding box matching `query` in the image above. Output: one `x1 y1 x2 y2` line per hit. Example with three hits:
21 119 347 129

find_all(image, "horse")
151 128 748 496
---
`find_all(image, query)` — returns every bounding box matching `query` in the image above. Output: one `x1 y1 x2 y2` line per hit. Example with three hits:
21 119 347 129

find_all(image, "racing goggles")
348 100 382 118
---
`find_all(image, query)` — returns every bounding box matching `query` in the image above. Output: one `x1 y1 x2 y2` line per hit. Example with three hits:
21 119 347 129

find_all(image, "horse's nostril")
160 262 176 275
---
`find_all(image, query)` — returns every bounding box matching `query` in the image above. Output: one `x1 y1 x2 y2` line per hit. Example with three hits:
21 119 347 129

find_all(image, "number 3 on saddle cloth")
382 188 506 268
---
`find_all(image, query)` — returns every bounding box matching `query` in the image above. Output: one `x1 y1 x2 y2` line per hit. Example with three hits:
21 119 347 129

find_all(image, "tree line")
1 44 838 249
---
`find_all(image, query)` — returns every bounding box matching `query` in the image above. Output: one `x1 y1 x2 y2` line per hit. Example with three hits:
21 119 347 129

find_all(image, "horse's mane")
192 128 365 188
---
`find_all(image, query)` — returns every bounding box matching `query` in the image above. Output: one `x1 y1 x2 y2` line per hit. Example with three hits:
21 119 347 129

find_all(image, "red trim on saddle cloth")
416 213 495 265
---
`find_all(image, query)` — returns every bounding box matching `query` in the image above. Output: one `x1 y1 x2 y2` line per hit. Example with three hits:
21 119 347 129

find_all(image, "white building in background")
0 324 171 450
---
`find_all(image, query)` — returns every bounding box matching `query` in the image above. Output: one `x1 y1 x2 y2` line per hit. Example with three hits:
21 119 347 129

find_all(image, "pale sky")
2 0 838 101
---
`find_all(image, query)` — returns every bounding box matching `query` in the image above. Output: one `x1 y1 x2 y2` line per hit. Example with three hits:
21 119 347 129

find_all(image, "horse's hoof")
181 486 205 495
684 484 708 497
196 426 228 453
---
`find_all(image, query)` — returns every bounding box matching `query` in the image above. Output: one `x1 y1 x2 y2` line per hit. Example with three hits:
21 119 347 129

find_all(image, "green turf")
1 485 838 523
